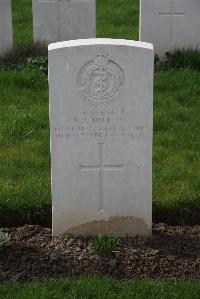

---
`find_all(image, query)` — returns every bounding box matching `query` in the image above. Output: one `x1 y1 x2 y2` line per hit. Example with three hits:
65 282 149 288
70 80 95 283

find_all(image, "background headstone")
140 0 200 57
49 38 154 237
32 0 96 44
0 0 13 55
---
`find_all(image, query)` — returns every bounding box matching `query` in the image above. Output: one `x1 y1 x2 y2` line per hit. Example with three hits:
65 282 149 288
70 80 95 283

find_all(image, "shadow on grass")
156 48 200 72
0 43 47 66
1 202 200 227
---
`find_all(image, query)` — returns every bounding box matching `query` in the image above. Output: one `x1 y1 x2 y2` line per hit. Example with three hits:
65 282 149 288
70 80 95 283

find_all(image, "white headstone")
140 0 200 57
32 0 96 44
49 38 154 237
0 0 13 55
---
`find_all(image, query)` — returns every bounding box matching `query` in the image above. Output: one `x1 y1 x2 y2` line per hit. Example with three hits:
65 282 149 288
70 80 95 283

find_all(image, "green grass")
158 49 200 71
0 68 51 226
1 277 200 299
97 0 139 40
0 0 199 226
2 1 199 296
12 0 33 47
153 69 200 223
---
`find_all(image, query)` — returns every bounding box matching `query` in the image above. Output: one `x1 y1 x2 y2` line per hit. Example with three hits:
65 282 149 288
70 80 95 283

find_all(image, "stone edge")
48 38 154 51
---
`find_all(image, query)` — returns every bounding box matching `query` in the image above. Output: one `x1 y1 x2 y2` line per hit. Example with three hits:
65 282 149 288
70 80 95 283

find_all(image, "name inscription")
54 109 148 141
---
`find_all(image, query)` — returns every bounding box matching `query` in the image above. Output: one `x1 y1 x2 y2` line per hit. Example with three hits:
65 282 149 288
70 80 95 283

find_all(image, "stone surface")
0 0 13 55
32 0 96 44
140 0 200 57
48 38 154 237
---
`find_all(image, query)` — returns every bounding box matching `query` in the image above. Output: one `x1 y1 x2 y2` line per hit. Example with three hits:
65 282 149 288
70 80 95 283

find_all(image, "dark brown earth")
0 224 200 282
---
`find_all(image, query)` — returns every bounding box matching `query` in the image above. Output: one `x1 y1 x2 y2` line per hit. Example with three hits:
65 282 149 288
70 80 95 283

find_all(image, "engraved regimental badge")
77 51 125 104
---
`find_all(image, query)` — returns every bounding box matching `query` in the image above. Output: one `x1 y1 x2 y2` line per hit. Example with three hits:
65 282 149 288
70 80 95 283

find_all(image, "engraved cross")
158 0 186 43
80 143 124 211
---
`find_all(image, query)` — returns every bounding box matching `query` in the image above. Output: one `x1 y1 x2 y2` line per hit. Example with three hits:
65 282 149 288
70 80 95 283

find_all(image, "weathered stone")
140 0 200 57
32 0 96 44
48 38 154 237
0 0 13 55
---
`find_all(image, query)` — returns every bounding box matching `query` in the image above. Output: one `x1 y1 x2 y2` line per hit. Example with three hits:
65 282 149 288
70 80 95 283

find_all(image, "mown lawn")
1 277 200 299
0 68 50 225
12 0 33 47
97 0 139 39
1 0 199 296
153 69 200 223
0 0 199 226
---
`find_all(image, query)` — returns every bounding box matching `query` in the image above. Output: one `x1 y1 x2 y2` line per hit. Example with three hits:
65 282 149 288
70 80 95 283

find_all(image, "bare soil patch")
0 224 200 282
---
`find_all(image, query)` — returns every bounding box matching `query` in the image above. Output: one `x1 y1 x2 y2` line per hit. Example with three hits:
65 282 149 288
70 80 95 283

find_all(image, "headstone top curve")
49 35 154 237
48 38 154 51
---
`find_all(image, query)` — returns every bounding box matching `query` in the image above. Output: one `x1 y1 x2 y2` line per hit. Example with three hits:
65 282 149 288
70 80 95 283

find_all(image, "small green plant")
91 234 121 256
25 56 48 74
0 44 48 72
0 232 12 247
